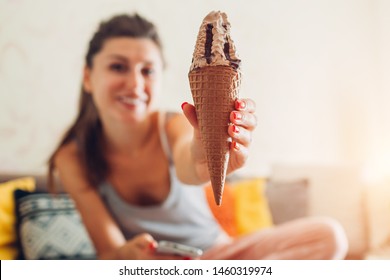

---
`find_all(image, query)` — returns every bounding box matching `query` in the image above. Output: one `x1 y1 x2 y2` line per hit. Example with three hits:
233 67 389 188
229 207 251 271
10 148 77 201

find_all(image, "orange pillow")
204 183 238 237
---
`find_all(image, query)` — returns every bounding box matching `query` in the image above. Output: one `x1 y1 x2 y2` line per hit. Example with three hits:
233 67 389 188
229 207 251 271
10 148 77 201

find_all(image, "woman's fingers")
227 141 249 172
183 99 257 132
133 233 157 251
228 124 252 147
232 98 257 131
229 98 257 147
132 234 186 260
230 110 257 131
235 98 256 113
181 102 199 129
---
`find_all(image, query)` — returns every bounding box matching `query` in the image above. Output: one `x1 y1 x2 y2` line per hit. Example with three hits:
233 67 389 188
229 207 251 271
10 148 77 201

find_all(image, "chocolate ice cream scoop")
190 11 241 71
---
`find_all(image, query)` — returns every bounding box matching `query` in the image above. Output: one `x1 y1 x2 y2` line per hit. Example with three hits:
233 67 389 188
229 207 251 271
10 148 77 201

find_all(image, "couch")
0 172 326 260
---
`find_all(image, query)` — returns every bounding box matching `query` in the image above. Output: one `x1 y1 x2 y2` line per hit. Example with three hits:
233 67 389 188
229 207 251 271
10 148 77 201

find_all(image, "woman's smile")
117 95 148 110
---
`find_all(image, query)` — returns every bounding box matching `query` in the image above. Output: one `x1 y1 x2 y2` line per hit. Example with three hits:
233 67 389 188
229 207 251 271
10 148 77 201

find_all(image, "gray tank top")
98 112 226 250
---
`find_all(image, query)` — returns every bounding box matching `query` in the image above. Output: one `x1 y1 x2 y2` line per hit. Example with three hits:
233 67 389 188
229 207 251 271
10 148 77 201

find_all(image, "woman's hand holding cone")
181 98 257 178
227 98 257 173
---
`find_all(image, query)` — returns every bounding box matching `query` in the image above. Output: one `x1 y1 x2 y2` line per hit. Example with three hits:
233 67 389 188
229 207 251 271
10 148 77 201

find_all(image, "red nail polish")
232 141 240 151
232 125 240 133
182 256 192 260
181 102 188 110
236 100 246 110
149 242 157 251
233 111 242 120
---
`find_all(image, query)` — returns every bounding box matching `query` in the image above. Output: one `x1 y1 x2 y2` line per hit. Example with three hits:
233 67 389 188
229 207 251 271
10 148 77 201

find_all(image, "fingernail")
232 141 240 151
232 125 240 134
181 102 188 110
149 242 157 251
236 100 246 110
233 111 242 120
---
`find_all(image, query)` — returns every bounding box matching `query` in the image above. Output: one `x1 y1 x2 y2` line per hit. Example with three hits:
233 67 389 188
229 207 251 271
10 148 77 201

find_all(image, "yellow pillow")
231 178 273 235
0 177 36 259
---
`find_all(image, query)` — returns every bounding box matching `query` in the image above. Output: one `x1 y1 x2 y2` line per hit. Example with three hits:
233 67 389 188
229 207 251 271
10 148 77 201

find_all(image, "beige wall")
0 0 389 180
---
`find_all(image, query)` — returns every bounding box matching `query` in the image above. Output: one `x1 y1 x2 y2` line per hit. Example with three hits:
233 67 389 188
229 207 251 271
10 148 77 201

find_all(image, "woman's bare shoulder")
166 111 181 121
164 111 191 141
53 141 92 194
165 111 189 129
54 141 79 165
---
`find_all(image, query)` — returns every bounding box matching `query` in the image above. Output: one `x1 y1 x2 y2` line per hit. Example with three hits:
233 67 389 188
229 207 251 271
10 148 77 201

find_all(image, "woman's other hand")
118 233 191 260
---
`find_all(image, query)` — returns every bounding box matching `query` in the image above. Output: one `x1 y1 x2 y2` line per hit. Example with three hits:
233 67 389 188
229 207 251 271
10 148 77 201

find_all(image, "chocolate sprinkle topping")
205 24 213 64
224 42 231 60
201 22 241 70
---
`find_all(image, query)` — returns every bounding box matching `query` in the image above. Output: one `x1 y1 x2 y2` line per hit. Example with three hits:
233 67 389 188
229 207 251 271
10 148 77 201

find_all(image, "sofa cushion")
205 182 238 236
205 178 273 237
0 177 35 260
14 190 96 259
265 179 309 224
232 178 273 235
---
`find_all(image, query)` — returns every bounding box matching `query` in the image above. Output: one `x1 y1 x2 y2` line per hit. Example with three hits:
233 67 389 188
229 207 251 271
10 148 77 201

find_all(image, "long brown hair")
48 14 164 191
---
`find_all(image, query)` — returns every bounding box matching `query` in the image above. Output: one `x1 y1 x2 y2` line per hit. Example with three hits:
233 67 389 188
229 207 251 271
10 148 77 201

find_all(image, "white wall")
0 0 388 179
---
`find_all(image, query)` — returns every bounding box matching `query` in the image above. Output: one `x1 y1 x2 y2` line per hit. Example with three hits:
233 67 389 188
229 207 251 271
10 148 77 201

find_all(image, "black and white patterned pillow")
14 190 96 259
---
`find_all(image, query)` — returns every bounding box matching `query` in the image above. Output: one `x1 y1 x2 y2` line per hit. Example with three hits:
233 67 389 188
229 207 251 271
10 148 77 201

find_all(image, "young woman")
48 14 348 260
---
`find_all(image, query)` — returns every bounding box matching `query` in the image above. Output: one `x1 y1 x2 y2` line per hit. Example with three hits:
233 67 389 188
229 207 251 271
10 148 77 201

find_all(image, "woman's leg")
202 217 348 260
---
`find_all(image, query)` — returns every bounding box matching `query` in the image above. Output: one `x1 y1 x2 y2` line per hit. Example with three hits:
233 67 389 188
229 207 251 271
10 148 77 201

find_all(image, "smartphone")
156 240 203 258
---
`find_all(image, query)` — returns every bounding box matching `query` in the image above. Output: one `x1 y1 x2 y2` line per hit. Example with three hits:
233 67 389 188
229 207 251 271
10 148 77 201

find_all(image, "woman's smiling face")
83 37 164 124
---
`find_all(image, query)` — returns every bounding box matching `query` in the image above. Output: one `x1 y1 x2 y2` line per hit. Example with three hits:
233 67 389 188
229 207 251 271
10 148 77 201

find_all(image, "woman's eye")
109 63 128 73
142 68 155 76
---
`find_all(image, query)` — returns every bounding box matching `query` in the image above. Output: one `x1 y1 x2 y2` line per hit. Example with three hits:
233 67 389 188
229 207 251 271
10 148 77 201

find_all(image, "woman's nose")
126 70 144 92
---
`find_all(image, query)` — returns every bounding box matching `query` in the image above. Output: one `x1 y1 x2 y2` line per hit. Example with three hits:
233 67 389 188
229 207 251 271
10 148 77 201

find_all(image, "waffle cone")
188 66 241 206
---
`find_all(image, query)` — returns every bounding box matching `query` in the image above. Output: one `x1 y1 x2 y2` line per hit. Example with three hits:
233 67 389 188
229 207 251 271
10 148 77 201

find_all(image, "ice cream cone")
188 11 242 205
189 65 241 205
